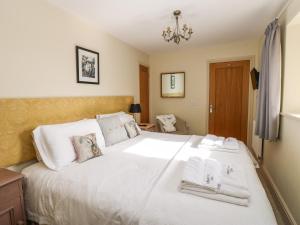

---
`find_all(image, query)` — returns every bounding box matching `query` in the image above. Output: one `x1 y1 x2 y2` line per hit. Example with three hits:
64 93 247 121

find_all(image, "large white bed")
22 131 277 225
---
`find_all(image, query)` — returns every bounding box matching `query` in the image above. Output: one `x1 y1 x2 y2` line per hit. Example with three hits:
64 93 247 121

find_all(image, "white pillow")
33 119 105 170
32 120 86 163
96 111 125 120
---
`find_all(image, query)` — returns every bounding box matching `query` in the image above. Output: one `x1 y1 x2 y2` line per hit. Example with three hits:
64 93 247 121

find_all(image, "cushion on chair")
156 115 189 135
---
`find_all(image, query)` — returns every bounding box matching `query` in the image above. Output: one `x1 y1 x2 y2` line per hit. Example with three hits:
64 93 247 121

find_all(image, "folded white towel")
181 189 249 206
180 157 250 206
221 164 248 190
181 157 221 191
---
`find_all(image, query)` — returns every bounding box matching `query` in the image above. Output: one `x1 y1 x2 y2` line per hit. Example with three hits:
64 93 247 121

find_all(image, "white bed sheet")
22 131 190 225
139 135 277 225
22 132 277 225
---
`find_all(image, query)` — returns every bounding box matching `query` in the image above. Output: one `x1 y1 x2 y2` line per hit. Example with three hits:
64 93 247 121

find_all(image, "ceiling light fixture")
162 10 193 44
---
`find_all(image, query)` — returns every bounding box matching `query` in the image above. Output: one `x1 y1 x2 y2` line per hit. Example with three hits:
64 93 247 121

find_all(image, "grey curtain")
255 19 281 141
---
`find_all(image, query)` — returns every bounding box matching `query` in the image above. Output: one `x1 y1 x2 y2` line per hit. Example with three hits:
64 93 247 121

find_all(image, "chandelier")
162 10 193 44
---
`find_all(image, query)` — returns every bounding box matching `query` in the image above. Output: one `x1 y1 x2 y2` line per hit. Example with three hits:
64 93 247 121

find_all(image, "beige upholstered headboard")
0 96 133 167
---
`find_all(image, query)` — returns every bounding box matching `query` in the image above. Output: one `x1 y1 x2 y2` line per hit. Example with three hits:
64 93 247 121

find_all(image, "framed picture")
161 72 185 98
76 46 99 84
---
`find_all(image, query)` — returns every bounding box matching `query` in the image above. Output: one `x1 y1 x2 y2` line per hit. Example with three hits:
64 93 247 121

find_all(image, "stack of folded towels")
180 157 250 206
198 134 240 152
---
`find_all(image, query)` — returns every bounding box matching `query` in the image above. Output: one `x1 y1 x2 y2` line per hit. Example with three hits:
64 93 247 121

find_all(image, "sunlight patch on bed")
123 138 184 160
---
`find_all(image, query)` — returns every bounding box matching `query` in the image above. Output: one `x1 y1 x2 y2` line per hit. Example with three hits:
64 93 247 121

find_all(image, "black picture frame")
76 46 100 84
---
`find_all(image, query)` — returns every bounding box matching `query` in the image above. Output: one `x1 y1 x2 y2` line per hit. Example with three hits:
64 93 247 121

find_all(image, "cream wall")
281 22 300 113
149 39 260 144
0 0 148 101
261 0 300 224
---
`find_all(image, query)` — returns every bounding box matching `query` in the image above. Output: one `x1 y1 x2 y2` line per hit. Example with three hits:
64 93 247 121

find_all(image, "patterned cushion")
97 115 129 146
125 121 139 138
72 133 102 163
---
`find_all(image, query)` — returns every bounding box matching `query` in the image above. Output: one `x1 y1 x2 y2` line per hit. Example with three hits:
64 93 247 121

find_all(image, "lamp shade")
129 104 141 113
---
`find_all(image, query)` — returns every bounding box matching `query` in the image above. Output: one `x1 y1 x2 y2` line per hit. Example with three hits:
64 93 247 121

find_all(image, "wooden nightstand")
139 123 157 132
0 168 26 225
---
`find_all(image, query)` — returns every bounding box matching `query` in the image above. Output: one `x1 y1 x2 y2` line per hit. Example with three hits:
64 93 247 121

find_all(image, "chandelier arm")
170 34 175 41
180 34 189 40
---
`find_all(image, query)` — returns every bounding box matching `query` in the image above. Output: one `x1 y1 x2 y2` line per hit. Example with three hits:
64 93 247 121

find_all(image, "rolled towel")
222 137 240 150
200 135 228 148
200 134 218 146
198 135 241 153
215 136 225 147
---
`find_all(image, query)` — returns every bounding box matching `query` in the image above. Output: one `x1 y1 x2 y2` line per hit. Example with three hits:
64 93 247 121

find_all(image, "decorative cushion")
119 114 135 124
33 119 105 170
156 114 177 132
135 123 142 134
97 115 129 146
124 121 139 138
72 133 102 163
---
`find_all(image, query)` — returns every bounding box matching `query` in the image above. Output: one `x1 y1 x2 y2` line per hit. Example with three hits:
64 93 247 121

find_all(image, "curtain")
255 19 281 141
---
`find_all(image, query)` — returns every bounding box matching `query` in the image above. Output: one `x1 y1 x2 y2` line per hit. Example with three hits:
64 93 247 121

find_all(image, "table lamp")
129 104 141 121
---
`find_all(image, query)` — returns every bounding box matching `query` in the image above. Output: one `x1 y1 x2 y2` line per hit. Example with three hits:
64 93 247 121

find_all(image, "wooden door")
139 65 149 123
209 60 249 143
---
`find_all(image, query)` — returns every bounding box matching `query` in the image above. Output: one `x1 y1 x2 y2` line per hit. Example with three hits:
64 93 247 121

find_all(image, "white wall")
0 0 149 101
149 39 260 144
282 21 300 113
261 0 300 224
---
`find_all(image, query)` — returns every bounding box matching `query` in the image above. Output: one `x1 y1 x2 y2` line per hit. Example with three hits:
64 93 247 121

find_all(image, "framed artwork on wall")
161 72 185 98
76 46 99 84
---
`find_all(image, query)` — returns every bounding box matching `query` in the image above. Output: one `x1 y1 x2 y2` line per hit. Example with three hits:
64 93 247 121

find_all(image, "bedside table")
139 123 157 132
0 168 26 225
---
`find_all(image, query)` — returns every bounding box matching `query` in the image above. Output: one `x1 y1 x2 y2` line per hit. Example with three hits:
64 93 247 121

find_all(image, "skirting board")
261 165 298 225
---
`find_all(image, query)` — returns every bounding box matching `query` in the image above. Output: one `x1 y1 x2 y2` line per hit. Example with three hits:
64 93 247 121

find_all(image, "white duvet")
22 132 277 225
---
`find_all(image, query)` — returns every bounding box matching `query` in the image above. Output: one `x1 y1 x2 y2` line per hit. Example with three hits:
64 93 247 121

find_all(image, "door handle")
209 104 214 114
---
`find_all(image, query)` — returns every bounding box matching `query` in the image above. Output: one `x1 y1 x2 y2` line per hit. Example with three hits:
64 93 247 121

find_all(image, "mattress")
22 132 277 225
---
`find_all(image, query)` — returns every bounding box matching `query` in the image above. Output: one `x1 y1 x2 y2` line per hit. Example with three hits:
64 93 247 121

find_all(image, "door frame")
207 56 255 146
139 64 150 123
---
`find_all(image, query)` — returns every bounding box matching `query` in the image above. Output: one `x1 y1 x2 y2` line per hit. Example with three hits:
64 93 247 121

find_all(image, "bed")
22 131 277 225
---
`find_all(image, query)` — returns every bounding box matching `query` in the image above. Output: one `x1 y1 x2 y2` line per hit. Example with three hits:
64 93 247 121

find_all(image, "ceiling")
46 0 287 54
